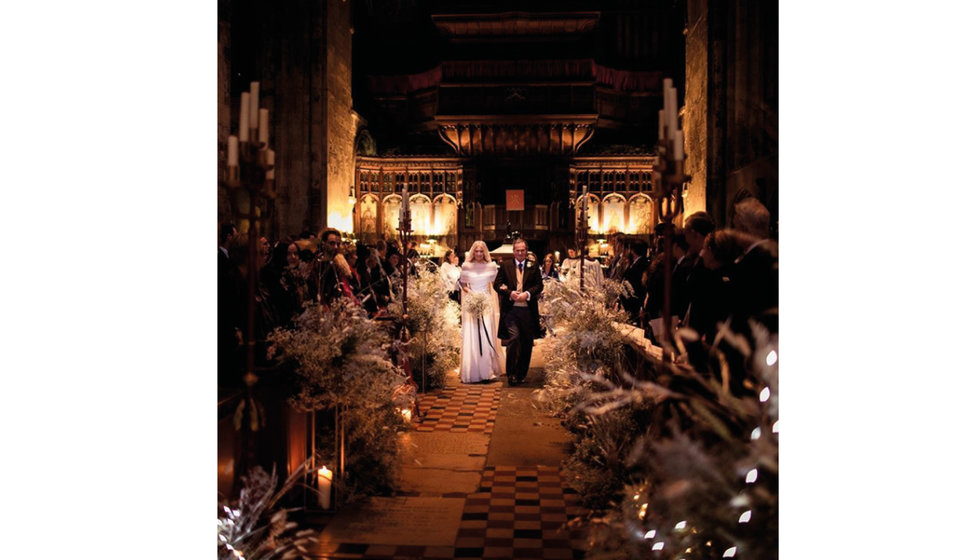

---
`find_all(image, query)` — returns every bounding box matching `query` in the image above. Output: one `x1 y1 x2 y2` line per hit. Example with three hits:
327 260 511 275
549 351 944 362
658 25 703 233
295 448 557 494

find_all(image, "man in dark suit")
493 238 544 386
620 238 649 325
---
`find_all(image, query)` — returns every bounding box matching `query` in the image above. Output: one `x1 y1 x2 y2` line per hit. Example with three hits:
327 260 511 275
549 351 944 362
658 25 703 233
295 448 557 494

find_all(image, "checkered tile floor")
414 380 501 435
319 466 589 559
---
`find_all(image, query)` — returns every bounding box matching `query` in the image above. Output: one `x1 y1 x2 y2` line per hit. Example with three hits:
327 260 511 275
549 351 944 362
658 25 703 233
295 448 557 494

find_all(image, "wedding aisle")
314 339 590 559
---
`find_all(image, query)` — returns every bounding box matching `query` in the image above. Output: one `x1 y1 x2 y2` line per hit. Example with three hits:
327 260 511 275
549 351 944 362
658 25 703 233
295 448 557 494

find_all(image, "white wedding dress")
459 262 504 383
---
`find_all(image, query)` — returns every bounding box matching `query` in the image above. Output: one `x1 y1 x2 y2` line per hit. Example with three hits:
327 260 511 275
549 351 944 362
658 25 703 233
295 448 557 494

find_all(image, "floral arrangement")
218 464 317 560
389 267 461 391
267 299 407 502
537 277 779 559
463 289 490 318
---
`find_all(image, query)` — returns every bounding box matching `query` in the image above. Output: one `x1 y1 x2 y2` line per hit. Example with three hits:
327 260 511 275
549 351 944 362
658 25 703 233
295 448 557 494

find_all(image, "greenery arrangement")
539 280 779 559
217 464 318 560
389 266 461 391
267 299 407 502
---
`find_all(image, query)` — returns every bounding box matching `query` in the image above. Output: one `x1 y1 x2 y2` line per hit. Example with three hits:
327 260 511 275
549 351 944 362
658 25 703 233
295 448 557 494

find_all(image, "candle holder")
651 131 691 360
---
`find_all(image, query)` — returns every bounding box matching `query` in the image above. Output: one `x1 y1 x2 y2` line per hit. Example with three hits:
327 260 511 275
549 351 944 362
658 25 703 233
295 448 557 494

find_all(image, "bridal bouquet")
463 290 490 318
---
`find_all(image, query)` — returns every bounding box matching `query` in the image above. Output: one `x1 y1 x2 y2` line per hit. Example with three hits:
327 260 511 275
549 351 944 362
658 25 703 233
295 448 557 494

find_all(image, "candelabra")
220 80 277 495
653 78 691 357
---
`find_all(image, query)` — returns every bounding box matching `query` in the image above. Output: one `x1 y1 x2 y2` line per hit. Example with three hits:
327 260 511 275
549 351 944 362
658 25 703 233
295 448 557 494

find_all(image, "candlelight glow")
766 349 777 366
400 407 413 422
328 211 353 234
759 387 771 402
638 502 648 519
318 466 333 480
745 468 758 484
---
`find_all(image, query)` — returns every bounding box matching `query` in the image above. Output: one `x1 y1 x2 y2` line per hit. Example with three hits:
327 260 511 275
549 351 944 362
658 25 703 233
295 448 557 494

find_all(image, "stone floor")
313 340 591 559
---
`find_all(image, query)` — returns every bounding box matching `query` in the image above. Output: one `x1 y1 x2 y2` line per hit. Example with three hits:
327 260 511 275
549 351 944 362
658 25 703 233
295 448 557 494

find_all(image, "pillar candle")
265 150 275 180
658 110 665 141
249 82 260 129
317 467 333 509
258 109 269 145
239 92 250 143
673 130 684 161
228 136 239 167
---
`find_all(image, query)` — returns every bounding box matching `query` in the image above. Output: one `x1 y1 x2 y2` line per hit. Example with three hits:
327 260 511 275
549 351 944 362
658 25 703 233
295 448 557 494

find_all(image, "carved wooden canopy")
435 115 597 156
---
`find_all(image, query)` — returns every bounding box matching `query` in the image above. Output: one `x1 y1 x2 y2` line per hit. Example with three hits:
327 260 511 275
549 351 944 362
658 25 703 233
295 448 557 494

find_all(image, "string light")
723 545 737 557
644 530 657 539
674 521 687 530
766 350 777 366
759 387 771 402
638 502 648 519
745 468 758 484
750 427 761 440
772 420 779 433
739 510 752 523
651 542 665 551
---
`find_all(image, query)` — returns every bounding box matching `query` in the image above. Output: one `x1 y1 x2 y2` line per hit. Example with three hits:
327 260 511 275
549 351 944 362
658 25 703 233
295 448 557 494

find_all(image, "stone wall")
683 0 709 218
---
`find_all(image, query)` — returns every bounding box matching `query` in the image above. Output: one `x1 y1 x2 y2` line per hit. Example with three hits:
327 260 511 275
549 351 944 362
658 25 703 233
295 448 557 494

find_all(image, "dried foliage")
389 266 462 390
217 464 318 560
539 279 779 559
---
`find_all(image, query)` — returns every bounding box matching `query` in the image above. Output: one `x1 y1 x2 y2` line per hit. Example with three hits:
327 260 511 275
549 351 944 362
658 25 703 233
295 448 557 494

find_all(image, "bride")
459 240 504 383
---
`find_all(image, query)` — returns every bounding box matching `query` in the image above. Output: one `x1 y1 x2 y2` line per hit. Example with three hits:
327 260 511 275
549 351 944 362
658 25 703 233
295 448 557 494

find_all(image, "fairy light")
633 493 640 501
772 420 780 433
723 545 737 557
651 542 665 551
638 502 648 519
745 468 758 484
674 521 687 530
739 510 752 523
644 530 657 539
766 350 777 366
759 387 771 402
750 427 761 440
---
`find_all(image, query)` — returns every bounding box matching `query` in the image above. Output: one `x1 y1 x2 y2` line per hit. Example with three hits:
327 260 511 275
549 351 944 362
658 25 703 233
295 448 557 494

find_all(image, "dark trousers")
502 306 534 381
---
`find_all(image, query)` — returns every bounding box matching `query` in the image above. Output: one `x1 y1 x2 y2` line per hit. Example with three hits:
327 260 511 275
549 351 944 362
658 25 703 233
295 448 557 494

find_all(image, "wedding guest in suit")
643 231 692 343
620 238 649 325
493 238 544 386
316 228 344 304
731 198 778 334
682 212 718 338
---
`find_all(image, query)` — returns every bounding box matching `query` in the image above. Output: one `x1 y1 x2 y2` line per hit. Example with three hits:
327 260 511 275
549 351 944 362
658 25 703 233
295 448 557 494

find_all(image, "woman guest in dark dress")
540 253 560 280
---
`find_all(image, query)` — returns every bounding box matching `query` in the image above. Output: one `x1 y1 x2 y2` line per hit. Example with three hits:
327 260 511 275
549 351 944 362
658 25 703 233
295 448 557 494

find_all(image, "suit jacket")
493 259 544 339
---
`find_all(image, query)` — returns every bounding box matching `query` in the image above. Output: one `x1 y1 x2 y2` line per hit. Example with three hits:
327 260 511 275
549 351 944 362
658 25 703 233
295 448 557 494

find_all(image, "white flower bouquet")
463 290 490 318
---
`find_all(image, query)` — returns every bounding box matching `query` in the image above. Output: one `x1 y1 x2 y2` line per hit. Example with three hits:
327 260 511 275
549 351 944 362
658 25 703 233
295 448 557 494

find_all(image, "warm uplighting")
348 185 356 204
327 211 353 234
399 407 413 423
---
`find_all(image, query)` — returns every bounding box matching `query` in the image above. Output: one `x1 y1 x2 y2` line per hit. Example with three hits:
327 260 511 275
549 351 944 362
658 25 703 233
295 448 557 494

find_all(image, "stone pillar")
325 0 355 235
683 0 709 219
